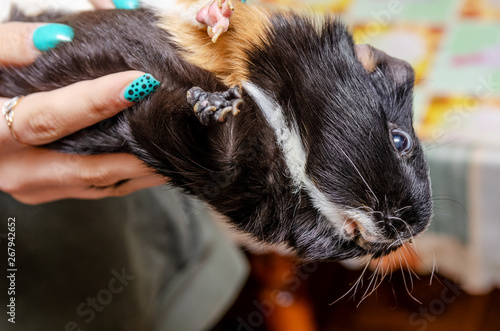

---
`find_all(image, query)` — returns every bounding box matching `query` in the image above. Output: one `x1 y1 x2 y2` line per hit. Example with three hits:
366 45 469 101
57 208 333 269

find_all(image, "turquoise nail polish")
113 0 140 9
33 24 74 52
124 74 160 102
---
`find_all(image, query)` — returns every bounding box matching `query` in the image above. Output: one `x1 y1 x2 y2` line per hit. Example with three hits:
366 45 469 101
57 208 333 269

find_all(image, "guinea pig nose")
386 218 408 237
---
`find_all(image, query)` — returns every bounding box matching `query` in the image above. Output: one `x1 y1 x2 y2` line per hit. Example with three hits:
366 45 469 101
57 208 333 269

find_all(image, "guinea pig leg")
195 0 235 42
187 86 243 125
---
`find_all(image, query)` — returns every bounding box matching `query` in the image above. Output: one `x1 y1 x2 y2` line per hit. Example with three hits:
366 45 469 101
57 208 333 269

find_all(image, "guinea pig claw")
193 102 200 113
187 87 203 106
216 0 233 9
211 26 224 43
186 86 245 126
231 99 243 116
217 107 233 122
232 85 242 98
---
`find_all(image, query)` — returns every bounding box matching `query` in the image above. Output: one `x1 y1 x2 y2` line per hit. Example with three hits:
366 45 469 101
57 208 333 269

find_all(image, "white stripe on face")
243 82 347 232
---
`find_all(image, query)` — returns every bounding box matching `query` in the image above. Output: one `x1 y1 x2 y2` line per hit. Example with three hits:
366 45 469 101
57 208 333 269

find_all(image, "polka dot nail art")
124 74 160 102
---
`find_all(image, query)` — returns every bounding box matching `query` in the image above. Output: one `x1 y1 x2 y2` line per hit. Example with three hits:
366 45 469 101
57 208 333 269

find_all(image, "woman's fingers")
0 1 140 66
69 153 160 188
89 0 116 9
11 175 166 205
0 150 161 192
84 174 166 199
0 22 74 66
89 0 140 9
0 23 40 66
0 149 166 204
4 71 159 145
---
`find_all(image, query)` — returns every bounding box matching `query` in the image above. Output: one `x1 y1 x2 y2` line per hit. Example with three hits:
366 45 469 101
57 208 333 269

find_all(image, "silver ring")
2 96 24 143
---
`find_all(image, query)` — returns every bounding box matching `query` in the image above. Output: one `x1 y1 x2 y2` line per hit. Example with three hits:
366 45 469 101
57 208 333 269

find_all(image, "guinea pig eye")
391 129 412 154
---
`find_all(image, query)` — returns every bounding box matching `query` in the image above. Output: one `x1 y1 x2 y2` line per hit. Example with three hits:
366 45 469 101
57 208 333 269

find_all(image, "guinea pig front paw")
187 86 243 126
195 0 235 42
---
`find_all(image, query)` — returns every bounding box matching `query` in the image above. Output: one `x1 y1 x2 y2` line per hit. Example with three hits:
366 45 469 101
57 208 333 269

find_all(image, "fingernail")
33 24 74 52
113 0 140 9
124 74 160 102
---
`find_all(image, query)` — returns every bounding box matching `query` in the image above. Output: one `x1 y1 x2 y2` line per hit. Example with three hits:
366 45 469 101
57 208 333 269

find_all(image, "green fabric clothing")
0 187 248 331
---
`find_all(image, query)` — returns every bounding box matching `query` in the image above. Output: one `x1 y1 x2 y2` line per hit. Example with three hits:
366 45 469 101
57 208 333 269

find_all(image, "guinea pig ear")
354 44 415 86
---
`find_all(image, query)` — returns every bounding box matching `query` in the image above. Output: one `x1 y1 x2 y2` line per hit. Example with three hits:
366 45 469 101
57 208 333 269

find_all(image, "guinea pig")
0 1 433 261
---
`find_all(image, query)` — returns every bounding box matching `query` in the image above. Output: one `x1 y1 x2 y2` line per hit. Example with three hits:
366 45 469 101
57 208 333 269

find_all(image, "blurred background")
1 0 500 330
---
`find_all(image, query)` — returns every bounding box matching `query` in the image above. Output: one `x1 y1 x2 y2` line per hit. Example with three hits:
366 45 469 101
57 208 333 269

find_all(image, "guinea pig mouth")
343 219 360 238
343 218 384 250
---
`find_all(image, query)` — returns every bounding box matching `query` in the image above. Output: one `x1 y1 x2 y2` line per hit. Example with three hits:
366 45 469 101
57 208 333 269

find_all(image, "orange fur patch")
159 1 272 86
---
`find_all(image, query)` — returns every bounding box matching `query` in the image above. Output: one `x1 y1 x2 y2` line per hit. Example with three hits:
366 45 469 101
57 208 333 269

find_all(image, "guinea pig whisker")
152 141 215 173
388 216 415 244
398 254 422 304
375 262 391 299
401 259 414 293
388 223 401 237
397 244 431 304
399 243 421 281
430 253 437 285
336 146 379 206
422 137 462 152
388 254 396 282
431 197 469 223
386 238 402 250
347 205 374 213
358 259 381 306
330 257 371 305
360 255 394 306
402 241 449 290
394 205 412 214
358 205 377 214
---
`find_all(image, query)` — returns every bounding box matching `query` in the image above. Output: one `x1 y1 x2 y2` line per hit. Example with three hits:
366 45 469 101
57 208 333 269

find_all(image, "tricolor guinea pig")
0 0 433 260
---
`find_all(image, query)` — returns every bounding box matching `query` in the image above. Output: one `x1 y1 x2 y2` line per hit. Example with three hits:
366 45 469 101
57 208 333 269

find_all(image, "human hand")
89 0 140 10
0 17 165 205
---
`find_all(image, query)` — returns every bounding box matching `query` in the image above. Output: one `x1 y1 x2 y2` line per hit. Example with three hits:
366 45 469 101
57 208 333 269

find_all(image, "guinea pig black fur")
0 6 433 261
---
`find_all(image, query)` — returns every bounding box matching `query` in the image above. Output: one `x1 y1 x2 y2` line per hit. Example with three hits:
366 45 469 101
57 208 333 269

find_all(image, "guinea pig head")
338 44 433 256
294 44 433 260
243 35 433 260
